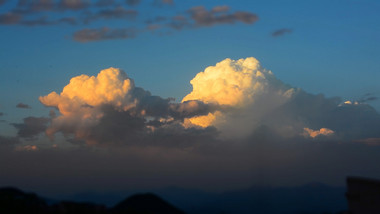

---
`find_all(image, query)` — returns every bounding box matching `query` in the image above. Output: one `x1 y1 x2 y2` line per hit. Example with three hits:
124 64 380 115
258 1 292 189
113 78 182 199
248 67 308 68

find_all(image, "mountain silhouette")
0 187 49 214
0 187 185 214
110 193 186 214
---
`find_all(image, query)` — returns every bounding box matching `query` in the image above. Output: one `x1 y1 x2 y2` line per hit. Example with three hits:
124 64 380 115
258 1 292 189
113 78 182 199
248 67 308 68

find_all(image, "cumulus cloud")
182 57 294 137
182 57 380 140
72 27 137 42
39 67 217 145
272 28 293 37
37 57 380 146
16 102 31 109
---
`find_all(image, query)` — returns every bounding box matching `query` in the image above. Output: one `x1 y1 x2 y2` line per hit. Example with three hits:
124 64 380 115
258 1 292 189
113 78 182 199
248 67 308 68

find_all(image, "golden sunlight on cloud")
39 67 137 139
182 57 294 128
15 145 38 151
303 128 334 138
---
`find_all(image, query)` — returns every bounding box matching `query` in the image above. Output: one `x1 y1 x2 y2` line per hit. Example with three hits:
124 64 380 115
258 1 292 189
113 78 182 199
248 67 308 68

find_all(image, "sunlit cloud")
302 127 334 138
39 67 217 144
14 144 39 151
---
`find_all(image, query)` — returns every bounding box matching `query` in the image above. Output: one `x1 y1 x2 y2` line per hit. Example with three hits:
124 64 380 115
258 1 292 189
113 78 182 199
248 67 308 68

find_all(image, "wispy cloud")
0 12 22 24
272 28 293 37
73 27 137 42
189 5 258 27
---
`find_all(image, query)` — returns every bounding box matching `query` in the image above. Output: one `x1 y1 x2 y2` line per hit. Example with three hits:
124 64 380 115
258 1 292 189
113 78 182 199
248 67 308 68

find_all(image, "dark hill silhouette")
0 187 186 214
0 187 49 214
110 193 186 214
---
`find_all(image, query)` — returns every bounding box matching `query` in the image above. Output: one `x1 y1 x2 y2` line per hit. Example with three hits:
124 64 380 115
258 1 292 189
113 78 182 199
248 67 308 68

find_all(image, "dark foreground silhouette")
0 187 185 214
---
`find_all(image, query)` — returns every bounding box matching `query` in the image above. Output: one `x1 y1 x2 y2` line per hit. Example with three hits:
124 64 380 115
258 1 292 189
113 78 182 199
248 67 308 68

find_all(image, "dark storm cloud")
272 28 293 37
72 27 137 42
12 116 50 139
16 102 31 109
0 0 6 6
188 5 258 27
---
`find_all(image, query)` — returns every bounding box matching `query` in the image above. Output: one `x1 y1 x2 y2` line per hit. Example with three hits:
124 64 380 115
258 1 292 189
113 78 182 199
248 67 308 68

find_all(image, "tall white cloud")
182 57 294 137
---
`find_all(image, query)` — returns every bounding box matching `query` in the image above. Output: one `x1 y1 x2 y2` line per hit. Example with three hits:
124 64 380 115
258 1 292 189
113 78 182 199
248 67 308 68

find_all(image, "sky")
1 0 380 197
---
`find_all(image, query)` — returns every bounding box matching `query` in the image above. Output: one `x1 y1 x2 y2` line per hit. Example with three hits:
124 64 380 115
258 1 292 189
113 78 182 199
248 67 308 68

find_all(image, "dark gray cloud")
16 102 31 109
358 93 378 103
0 135 21 145
59 0 89 10
154 0 174 6
0 112 3 116
95 0 115 7
0 0 6 6
12 116 50 139
83 6 138 23
0 12 22 24
272 28 293 37
189 5 258 27
72 27 137 42
126 0 140 6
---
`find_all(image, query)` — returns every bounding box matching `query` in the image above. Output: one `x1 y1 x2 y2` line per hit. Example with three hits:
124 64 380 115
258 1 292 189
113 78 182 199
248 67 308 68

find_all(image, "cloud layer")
33 57 380 146
0 1 259 42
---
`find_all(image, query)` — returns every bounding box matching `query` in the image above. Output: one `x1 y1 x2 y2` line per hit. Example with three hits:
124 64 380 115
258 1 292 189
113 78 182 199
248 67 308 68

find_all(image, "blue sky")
1 0 380 194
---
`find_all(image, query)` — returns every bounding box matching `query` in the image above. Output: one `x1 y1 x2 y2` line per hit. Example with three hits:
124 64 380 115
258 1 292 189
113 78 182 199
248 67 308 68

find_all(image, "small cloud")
272 28 293 37
0 12 22 25
16 102 31 109
95 0 115 7
14 145 39 151
73 27 137 42
211 5 229 13
59 0 90 11
154 0 174 6
302 127 334 138
83 6 138 23
0 112 3 116
189 5 258 27
126 0 140 6
356 138 380 146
